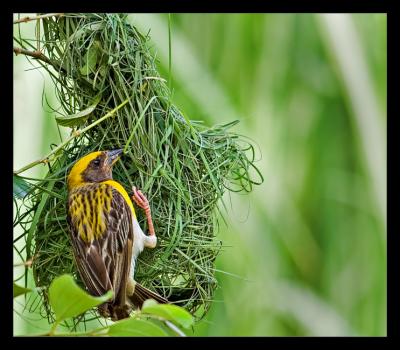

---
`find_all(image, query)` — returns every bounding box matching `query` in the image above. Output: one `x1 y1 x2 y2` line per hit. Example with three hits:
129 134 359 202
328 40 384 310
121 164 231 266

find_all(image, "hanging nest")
14 13 262 325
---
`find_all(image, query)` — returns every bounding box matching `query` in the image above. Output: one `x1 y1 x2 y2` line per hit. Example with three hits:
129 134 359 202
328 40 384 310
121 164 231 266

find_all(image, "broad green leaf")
49 274 113 322
108 318 167 337
13 283 32 298
13 175 31 199
142 299 194 329
80 45 99 75
55 95 101 127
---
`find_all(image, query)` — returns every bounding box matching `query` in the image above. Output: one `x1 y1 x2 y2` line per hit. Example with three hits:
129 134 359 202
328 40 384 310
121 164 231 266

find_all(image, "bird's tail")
127 280 168 308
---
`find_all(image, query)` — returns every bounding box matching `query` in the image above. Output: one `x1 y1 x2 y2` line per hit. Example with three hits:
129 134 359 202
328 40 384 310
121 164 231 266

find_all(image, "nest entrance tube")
20 13 263 324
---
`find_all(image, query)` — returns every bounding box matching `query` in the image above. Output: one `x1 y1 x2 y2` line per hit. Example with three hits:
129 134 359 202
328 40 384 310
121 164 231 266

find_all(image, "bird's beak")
106 149 123 167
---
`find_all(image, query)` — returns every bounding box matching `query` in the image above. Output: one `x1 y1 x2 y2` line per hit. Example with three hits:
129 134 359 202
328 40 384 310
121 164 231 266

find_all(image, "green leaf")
108 318 168 337
13 283 32 298
48 274 113 322
142 299 194 329
55 95 101 127
13 175 31 199
80 44 99 76
99 65 108 77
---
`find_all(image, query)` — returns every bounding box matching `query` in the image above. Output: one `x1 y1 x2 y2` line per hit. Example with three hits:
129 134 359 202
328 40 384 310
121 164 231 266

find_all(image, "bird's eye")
93 159 101 167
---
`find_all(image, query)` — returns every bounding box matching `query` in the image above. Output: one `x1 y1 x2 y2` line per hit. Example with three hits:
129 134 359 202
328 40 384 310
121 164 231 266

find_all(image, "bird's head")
67 149 123 189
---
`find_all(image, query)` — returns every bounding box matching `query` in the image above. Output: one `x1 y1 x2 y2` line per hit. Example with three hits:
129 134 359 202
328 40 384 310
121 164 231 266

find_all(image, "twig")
13 47 53 66
14 98 130 175
13 44 91 85
13 13 64 24
13 254 39 268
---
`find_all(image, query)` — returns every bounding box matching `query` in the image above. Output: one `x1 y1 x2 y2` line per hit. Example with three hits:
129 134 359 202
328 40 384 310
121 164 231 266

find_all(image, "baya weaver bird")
66 149 167 320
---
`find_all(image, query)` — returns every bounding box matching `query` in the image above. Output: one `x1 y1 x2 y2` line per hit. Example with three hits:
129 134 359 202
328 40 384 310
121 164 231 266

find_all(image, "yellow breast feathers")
68 183 113 242
68 181 136 243
102 180 136 218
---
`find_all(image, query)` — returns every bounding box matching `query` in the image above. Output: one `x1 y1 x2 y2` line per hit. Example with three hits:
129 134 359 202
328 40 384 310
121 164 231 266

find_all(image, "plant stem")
13 254 38 267
13 47 53 66
123 95 158 153
14 98 130 175
168 14 172 93
13 13 64 24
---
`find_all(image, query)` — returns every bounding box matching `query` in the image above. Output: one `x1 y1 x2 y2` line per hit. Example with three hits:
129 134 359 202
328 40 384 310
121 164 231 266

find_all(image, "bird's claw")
132 186 155 237
132 186 150 211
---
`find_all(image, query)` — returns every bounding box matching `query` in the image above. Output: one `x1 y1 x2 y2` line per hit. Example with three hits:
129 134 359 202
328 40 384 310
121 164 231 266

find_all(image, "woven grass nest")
16 13 262 324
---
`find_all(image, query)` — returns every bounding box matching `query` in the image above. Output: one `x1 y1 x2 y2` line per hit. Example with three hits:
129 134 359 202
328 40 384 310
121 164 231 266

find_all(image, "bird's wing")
67 184 134 306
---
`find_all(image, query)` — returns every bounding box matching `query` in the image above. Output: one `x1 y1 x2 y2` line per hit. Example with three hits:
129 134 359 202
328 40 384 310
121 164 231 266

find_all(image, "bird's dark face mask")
81 149 123 183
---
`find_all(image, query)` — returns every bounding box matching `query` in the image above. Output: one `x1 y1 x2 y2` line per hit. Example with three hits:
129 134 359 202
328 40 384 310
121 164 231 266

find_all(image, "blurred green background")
13 13 386 336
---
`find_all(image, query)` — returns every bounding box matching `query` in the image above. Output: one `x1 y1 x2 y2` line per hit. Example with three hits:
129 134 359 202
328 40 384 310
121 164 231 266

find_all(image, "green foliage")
132 13 386 336
48 275 113 323
142 299 194 329
26 273 196 336
13 175 32 199
13 283 32 298
55 95 102 127
79 42 100 76
107 318 167 337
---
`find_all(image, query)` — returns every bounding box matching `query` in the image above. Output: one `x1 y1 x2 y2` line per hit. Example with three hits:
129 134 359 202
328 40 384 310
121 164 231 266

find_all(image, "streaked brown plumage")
66 150 167 320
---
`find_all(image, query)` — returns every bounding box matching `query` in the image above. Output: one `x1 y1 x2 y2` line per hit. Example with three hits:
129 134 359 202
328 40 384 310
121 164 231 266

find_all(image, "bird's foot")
132 186 151 213
132 186 156 246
